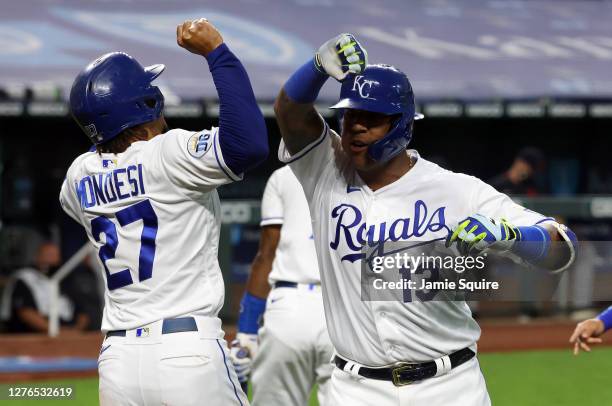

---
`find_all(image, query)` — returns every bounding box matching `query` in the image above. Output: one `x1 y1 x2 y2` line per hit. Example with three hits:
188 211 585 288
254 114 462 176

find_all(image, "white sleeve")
59 177 83 224
471 177 554 226
157 127 242 193
278 121 343 200
260 170 284 227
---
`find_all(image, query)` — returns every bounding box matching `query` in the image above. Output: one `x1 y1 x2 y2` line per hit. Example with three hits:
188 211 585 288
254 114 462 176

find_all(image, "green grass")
2 348 611 405
479 347 612 406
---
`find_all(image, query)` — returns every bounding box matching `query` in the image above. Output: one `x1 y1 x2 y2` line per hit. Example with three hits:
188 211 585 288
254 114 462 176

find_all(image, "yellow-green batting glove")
445 213 519 256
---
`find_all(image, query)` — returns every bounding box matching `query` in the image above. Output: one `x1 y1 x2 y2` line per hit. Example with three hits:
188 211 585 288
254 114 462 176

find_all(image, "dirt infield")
478 319 611 352
0 333 102 382
0 320 610 382
0 332 103 358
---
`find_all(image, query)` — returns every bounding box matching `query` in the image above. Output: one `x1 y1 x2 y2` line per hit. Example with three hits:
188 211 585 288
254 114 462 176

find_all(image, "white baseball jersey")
260 166 320 284
280 123 552 366
60 127 241 332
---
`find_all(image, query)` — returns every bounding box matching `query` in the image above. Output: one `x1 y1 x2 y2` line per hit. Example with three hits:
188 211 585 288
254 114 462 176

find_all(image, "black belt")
106 317 198 338
273 281 320 289
273 281 298 289
334 347 475 387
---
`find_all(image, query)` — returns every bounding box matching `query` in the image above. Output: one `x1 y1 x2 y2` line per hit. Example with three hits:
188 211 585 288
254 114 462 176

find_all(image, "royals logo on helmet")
352 76 378 100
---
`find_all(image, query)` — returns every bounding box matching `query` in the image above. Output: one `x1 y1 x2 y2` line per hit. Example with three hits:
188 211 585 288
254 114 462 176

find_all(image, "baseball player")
569 306 612 354
231 166 334 405
273 33 578 405
59 19 267 406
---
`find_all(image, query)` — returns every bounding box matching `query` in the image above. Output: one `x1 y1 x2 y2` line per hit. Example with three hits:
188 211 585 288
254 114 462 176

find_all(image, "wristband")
237 292 266 334
284 58 329 103
511 225 551 264
598 306 612 332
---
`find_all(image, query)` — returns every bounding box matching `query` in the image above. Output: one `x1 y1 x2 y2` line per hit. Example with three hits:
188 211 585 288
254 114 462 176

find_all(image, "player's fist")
446 214 518 256
315 33 367 81
569 318 605 355
176 18 223 56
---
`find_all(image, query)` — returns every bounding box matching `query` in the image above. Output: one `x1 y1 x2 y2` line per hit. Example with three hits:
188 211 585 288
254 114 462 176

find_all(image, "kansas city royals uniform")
279 123 553 405
60 127 248 406
251 166 334 406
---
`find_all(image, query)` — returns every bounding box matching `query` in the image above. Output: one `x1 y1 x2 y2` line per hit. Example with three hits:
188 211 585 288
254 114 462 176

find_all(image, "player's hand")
446 214 518 256
569 319 605 355
235 332 259 359
229 342 252 382
315 33 367 81
176 18 223 57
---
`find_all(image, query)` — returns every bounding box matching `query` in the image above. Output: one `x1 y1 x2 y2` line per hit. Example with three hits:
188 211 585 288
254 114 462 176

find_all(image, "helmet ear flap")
367 114 414 162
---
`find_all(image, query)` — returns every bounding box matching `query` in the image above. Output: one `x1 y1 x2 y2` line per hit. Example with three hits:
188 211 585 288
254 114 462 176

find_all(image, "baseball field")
2 347 610 405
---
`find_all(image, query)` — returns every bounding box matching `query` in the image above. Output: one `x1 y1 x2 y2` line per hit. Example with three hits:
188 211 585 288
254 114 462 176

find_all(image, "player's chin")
342 142 377 170
349 152 376 171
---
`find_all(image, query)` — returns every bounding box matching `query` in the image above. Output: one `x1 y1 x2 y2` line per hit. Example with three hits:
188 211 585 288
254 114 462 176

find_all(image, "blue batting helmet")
330 64 423 163
69 52 165 145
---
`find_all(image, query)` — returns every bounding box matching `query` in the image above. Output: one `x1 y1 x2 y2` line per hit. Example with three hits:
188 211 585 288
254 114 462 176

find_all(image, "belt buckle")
391 363 417 387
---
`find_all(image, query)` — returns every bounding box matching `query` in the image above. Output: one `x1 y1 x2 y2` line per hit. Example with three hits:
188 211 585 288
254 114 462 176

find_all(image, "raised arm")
177 19 268 174
274 34 368 155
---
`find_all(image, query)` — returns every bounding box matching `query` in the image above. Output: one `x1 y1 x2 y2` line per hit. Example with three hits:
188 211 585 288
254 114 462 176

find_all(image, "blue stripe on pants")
216 339 244 406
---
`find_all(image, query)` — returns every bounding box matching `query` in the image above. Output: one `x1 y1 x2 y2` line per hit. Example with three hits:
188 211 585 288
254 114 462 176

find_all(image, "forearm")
237 225 280 334
274 59 329 155
74 314 90 330
245 254 274 299
238 254 275 333
207 44 268 174
18 308 49 332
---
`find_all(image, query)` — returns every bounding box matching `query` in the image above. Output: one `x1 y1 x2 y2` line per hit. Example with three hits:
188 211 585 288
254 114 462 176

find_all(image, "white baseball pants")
251 284 334 406
98 316 249 406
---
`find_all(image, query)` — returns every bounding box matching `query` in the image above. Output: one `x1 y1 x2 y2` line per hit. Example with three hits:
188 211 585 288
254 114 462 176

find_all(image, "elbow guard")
549 222 578 274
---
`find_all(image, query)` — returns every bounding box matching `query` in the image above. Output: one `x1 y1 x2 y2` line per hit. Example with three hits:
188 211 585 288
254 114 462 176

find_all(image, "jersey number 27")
91 200 158 290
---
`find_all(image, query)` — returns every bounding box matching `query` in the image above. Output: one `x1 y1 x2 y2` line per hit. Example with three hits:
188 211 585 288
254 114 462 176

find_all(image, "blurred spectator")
0 241 89 333
489 147 546 195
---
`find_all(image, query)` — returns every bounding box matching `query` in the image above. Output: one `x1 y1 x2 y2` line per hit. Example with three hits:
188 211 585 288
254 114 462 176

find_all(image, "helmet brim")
331 98 424 120
145 64 165 81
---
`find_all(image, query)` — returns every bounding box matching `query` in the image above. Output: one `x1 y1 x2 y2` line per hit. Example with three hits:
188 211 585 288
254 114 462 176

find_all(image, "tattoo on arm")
274 88 325 155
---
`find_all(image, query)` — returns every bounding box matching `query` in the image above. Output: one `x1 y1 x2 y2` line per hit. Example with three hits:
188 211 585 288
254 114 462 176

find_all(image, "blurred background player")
274 33 577 405
489 146 547 196
569 306 612 354
60 18 267 405
231 165 334 405
0 241 89 333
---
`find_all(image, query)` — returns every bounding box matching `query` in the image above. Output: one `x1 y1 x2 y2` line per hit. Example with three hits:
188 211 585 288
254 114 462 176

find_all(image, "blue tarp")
1 0 611 101
0 356 97 373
